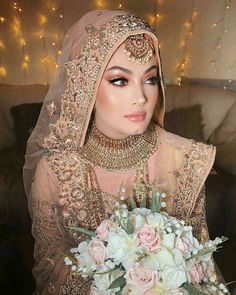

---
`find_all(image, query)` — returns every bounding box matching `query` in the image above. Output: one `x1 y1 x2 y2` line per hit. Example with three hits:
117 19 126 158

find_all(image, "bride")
24 9 218 295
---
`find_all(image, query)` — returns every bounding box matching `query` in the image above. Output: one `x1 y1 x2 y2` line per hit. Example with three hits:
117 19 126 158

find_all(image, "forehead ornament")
123 34 154 64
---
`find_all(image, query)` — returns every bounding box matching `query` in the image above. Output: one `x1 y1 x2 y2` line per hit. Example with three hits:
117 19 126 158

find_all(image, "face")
94 40 160 139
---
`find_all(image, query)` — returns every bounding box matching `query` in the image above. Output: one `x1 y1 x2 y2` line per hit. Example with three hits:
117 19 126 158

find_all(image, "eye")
108 77 128 87
145 76 161 85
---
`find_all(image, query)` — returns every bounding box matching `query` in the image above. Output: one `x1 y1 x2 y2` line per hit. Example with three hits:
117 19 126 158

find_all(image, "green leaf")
125 218 134 234
140 196 147 208
129 196 137 210
107 275 126 289
182 282 209 295
67 226 96 237
151 191 160 213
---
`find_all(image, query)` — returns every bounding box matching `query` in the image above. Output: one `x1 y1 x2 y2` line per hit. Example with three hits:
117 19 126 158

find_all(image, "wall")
0 0 235 85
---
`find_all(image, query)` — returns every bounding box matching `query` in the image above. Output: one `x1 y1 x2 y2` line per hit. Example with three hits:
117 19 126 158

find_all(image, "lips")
124 111 146 122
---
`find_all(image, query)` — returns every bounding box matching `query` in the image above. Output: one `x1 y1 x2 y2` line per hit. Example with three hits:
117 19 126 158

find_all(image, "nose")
132 84 147 106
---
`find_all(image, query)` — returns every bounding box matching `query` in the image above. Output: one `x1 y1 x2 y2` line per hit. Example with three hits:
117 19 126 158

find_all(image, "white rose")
77 250 96 272
161 233 175 249
93 273 110 291
142 252 160 270
162 265 187 289
155 249 175 268
173 249 185 265
146 213 166 230
107 230 138 266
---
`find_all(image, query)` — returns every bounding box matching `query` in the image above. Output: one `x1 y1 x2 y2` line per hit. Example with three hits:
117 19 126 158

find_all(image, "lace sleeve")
28 157 91 295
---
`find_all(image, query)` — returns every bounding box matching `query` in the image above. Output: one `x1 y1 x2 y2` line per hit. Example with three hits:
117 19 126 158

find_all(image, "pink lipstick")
124 111 146 122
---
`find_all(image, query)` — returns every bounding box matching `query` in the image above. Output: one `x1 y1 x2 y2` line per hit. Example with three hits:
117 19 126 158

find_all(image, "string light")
0 40 5 49
96 0 105 8
39 14 47 25
0 17 6 23
0 66 6 77
176 1 199 83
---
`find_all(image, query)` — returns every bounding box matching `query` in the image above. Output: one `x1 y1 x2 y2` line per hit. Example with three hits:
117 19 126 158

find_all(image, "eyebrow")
106 65 158 74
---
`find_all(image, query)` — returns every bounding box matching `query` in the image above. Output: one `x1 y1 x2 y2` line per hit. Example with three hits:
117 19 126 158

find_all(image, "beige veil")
23 9 165 197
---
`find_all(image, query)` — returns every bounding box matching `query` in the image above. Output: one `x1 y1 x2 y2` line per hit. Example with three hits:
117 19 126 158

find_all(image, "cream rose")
137 224 161 251
89 238 106 265
162 265 187 289
125 265 158 290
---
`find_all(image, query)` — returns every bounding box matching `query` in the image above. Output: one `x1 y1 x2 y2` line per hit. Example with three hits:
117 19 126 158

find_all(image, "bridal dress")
23 10 216 295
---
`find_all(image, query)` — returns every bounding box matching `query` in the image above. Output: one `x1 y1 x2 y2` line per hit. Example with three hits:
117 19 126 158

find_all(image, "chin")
129 124 149 136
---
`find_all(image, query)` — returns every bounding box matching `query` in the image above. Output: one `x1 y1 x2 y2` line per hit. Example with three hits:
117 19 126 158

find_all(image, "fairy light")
39 14 47 25
0 17 6 23
0 66 6 77
96 0 105 8
176 1 199 83
0 40 5 49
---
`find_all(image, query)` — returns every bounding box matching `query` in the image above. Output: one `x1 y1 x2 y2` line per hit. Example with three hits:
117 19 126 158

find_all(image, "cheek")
96 84 123 115
146 86 159 110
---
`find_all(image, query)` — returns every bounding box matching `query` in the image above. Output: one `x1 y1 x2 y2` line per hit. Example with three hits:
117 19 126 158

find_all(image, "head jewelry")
123 34 154 64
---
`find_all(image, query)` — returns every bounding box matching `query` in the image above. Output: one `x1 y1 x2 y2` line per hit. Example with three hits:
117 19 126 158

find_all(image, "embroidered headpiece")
123 34 154 64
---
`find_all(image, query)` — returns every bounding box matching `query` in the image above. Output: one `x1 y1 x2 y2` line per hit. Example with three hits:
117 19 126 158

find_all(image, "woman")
24 10 217 295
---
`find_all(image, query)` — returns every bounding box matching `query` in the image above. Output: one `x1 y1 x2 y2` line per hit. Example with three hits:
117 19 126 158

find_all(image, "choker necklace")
79 123 159 171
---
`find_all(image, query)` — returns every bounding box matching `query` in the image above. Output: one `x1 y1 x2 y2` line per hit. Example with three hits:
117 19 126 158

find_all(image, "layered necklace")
80 122 159 172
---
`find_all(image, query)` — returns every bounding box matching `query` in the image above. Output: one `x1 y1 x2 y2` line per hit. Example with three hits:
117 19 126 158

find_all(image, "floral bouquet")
65 187 229 295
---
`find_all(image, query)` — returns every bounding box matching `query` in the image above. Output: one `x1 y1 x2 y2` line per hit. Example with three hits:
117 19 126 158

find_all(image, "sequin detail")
173 140 216 226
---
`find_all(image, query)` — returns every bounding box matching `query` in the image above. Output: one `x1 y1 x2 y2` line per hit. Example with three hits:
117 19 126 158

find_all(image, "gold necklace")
79 123 159 171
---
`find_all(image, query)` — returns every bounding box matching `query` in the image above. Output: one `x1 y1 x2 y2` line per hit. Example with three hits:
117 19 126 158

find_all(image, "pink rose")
188 262 204 284
125 266 158 290
96 220 109 239
89 239 106 265
137 224 161 251
175 237 191 253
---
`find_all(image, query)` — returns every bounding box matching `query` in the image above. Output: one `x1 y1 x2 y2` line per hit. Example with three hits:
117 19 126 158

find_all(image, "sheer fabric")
23 9 218 295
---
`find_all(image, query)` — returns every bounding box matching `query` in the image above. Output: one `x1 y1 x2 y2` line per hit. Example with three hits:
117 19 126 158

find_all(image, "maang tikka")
123 34 154 64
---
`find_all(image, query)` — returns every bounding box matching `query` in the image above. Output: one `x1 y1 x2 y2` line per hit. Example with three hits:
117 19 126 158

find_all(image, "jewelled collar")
79 123 159 171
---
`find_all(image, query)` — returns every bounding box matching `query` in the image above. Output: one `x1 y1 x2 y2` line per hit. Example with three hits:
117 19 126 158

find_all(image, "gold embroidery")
43 14 157 152
173 140 215 238
123 34 154 64
80 123 158 171
59 273 91 295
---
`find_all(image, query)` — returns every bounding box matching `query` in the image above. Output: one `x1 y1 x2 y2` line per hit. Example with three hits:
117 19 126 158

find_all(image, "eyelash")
108 76 161 87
